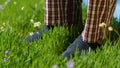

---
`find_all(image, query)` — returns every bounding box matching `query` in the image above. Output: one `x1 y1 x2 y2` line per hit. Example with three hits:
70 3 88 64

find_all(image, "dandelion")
4 0 10 6
99 22 106 27
4 2 8 5
29 32 34 36
35 3 38 8
33 22 41 27
0 26 4 29
0 26 5 32
2 22 6 26
4 0 10 5
66 59 75 68
108 26 113 31
21 6 25 10
5 50 10 55
3 58 8 62
30 19 34 23
13 1 17 5
52 64 58 68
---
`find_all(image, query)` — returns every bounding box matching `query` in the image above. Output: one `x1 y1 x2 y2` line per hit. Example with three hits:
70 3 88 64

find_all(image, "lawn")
0 0 120 68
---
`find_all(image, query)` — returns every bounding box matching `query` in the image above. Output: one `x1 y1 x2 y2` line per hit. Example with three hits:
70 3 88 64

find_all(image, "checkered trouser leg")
44 0 82 26
82 0 117 43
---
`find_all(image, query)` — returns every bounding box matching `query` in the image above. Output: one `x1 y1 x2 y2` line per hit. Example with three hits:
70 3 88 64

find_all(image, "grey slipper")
62 35 100 59
24 25 54 42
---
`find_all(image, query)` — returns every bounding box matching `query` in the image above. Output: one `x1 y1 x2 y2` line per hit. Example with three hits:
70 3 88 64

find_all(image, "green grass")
0 0 120 68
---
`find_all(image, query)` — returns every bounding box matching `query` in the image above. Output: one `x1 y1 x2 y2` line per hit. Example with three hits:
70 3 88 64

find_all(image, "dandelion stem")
114 29 120 37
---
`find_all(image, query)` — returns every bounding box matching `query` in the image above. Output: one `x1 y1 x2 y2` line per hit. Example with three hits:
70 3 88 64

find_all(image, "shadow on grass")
110 18 120 41
52 24 84 55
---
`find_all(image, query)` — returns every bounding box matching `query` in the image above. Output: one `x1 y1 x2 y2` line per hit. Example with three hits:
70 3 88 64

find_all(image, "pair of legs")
25 0 116 59
44 0 116 43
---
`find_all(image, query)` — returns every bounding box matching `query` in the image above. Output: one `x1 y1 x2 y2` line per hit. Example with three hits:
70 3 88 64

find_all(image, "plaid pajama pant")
44 0 116 43
44 0 82 26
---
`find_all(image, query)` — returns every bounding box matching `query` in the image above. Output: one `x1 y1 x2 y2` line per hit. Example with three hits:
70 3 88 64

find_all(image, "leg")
44 0 83 26
82 0 117 43
62 0 117 59
25 0 83 42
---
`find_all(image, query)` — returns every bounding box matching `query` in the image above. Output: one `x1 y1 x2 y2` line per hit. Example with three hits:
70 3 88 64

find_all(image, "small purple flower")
52 64 58 68
66 59 75 68
5 50 10 55
3 58 8 62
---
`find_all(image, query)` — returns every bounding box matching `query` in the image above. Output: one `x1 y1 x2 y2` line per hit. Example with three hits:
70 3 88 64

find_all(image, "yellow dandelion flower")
13 2 17 5
21 6 24 10
0 26 5 32
99 22 106 27
30 19 34 23
2 22 6 26
29 32 34 36
102 22 106 26
108 26 113 31
4 2 8 5
99 23 103 27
